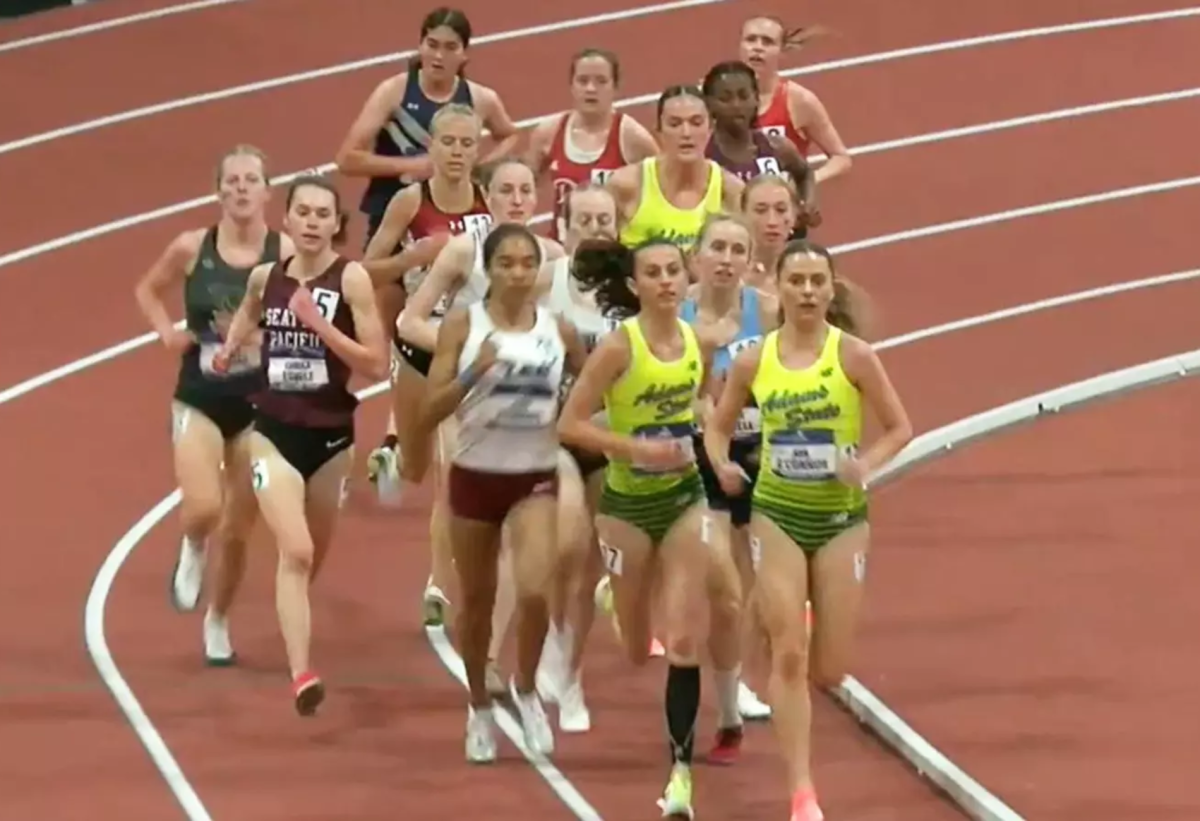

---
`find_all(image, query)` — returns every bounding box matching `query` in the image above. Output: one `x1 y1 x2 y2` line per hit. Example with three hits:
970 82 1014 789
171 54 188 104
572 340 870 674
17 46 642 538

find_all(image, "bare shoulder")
838 330 877 373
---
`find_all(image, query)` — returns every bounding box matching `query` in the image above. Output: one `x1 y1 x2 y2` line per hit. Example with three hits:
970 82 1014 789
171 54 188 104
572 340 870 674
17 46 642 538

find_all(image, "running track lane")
860 376 1200 820
2 1 1190 820
3 6 1200 385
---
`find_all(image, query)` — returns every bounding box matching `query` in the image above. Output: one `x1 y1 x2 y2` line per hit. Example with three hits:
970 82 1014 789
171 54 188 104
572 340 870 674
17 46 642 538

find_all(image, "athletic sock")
712 665 743 730
664 664 701 765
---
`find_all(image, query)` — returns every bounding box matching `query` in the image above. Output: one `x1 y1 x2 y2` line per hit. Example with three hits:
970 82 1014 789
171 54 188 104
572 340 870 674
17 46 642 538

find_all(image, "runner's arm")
418 307 480 431
133 229 204 345
842 336 911 473
703 346 759 472
395 234 472 350
220 264 271 356
557 329 637 459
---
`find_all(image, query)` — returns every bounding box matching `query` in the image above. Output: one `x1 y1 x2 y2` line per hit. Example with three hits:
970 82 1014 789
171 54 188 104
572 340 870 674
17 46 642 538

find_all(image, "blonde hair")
694 211 753 254
741 173 799 211
213 144 269 188
430 103 481 134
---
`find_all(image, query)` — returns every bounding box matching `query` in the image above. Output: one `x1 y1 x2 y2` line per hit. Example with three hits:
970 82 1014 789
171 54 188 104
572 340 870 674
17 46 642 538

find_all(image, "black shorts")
565 444 607 480
253 413 354 482
392 336 433 377
173 391 255 441
695 435 760 527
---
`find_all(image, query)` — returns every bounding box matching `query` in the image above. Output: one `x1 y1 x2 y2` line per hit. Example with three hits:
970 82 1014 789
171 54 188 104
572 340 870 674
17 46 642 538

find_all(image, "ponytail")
571 239 640 318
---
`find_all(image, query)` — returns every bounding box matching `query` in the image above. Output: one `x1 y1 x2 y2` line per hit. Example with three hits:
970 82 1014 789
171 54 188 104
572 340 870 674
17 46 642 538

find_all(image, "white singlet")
454 302 565 473
540 255 620 350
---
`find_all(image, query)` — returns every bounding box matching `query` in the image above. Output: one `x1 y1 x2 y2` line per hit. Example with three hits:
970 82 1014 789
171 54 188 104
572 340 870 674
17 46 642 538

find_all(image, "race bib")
726 334 763 360
199 340 257 377
489 394 557 429
630 421 696 474
734 407 761 438
268 356 329 391
768 429 838 481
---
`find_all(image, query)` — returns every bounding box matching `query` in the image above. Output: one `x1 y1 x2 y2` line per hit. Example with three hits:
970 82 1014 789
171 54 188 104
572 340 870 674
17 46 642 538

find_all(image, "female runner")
533 183 625 734
334 6 518 474
703 240 911 821
741 173 801 295
738 16 851 184
701 60 820 236
418 222 587 763
526 47 658 242
134 144 292 665
359 103 492 625
213 176 389 716
558 237 721 819
608 85 745 255
397 158 564 689
682 212 778 759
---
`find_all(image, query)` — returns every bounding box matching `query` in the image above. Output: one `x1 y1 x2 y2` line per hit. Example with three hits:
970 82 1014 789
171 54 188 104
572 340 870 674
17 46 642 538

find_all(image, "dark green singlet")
172 226 283 408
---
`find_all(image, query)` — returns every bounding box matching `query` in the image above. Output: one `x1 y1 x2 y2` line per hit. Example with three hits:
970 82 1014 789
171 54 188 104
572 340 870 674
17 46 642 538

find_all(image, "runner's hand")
631 438 689 470
836 456 867 489
714 459 747 496
288 287 322 329
162 328 196 353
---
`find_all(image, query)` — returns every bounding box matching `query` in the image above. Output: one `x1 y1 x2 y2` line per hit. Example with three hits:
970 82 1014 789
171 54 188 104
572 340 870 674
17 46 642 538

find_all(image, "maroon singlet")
705 131 784 182
256 256 359 428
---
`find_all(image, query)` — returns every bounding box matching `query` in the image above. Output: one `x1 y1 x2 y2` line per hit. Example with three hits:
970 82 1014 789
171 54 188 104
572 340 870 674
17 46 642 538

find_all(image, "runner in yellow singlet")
557 237 720 820
608 85 744 255
703 239 912 821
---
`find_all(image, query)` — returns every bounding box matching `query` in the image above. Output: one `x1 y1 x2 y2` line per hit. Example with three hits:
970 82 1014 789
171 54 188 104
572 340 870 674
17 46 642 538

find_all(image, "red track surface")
1 0 1197 818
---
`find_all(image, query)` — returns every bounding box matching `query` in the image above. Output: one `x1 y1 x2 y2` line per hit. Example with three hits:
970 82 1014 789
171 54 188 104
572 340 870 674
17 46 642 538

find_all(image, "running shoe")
422 582 449 627
509 678 554 757
708 725 743 765
556 673 591 733
536 622 568 703
465 705 498 764
790 787 824 821
169 536 205 612
203 607 235 667
292 671 325 717
367 445 403 506
657 762 695 818
738 680 771 720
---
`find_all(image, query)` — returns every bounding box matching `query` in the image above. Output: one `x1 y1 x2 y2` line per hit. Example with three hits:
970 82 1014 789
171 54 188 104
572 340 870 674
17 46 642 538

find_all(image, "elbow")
893 418 914 451
368 352 391 383
333 147 358 176
556 415 580 447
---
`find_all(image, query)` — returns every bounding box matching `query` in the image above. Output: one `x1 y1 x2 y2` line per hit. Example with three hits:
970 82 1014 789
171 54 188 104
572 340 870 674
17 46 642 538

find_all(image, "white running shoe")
556 674 591 733
509 679 554 757
465 705 498 764
422 583 449 628
203 608 235 666
737 680 771 720
536 623 568 704
170 536 205 612
367 446 403 506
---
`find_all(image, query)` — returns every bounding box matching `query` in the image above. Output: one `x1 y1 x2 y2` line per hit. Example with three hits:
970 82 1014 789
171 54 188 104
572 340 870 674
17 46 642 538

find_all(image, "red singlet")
755 82 810 156
406 181 492 244
547 112 628 241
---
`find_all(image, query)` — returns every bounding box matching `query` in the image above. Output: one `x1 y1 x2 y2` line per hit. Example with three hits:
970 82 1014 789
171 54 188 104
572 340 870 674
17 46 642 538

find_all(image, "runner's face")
571 55 617 114
633 244 688 313
657 95 711 161
418 26 467 81
487 234 541 296
217 154 269 222
745 180 796 248
285 186 340 254
487 164 537 224
694 220 751 289
739 18 783 76
566 189 617 251
430 113 480 182
708 72 758 133
777 251 833 322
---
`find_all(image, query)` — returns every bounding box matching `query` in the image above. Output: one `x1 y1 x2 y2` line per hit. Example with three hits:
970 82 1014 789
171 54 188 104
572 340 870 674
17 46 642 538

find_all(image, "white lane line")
3 169 1198 409
0 0 728 156
3 77 1197 272
85 271 1196 819
0 0 244 54
3 6 1198 153
841 346 1200 820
